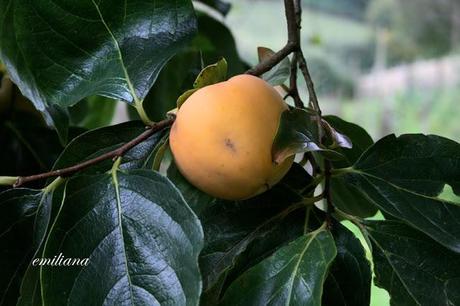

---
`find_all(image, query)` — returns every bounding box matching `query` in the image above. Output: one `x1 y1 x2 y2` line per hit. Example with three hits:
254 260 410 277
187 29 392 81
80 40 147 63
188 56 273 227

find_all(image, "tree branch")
298 51 321 115
245 42 297 76
13 118 174 188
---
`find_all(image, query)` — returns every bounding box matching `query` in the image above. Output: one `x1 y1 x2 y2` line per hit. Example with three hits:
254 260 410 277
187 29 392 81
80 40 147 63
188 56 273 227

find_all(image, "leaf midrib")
91 0 140 106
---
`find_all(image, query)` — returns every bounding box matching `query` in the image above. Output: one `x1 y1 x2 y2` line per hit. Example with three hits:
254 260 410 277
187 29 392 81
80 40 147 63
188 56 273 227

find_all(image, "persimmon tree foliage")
0 1 459 306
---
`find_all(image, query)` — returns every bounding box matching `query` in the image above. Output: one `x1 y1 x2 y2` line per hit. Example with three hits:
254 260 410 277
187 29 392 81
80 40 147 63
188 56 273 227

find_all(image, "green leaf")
340 134 460 252
365 220 460 306
167 161 215 216
68 96 116 129
272 108 322 164
197 0 231 16
330 177 378 218
0 0 197 135
258 47 290 86
193 58 228 89
51 121 165 176
325 115 377 218
323 220 371 306
0 189 41 305
199 184 304 292
220 229 336 306
323 115 373 167
177 89 199 109
40 170 203 305
0 179 62 305
176 57 227 108
323 116 378 218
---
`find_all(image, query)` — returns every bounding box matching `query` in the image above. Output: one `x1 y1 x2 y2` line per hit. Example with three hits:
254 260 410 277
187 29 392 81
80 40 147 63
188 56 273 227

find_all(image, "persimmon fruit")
169 74 293 200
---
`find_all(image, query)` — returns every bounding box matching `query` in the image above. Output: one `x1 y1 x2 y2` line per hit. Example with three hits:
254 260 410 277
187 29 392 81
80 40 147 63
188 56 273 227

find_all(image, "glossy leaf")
340 134 460 252
0 189 41 305
330 178 378 218
321 118 352 149
51 121 165 176
220 229 336 306
40 170 203 305
0 0 197 139
366 220 460 306
0 179 62 305
199 184 304 292
258 47 290 86
272 108 322 164
324 115 377 218
167 161 215 216
323 220 371 306
323 115 373 167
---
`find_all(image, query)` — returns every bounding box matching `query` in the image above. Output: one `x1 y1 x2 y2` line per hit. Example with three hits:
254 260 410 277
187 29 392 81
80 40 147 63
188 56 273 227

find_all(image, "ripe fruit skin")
169 74 294 200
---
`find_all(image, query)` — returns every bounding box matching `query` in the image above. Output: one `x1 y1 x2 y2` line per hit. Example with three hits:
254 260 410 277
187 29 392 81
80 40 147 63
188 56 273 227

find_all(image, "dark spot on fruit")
224 138 237 153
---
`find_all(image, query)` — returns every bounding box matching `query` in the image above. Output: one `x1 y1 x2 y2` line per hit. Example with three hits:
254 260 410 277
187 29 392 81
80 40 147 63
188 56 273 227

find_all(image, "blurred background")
223 0 460 143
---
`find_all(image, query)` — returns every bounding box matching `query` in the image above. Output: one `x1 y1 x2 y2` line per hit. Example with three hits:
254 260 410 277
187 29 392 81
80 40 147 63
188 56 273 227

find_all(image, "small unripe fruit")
169 75 293 200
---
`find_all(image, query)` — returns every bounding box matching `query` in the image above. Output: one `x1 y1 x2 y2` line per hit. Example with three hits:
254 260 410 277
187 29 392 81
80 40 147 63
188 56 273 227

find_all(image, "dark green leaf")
51 121 165 176
366 220 460 306
330 177 378 218
0 189 40 305
0 0 196 136
199 184 304 293
40 170 203 305
323 220 371 306
167 161 215 216
272 108 322 164
324 115 377 218
0 179 62 305
221 229 336 306
68 96 116 129
323 115 374 167
339 134 460 252
321 119 352 150
197 0 231 16
258 47 290 86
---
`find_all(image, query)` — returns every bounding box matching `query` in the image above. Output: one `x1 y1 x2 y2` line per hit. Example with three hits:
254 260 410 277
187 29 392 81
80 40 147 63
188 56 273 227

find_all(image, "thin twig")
245 42 297 76
13 118 174 187
298 51 321 115
289 52 303 108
